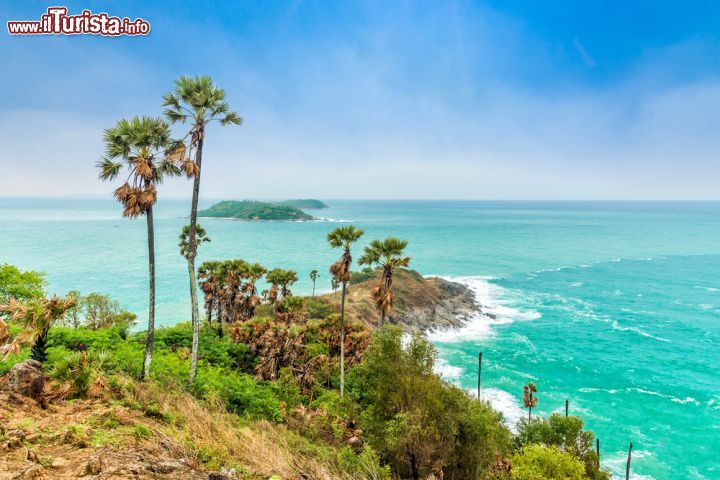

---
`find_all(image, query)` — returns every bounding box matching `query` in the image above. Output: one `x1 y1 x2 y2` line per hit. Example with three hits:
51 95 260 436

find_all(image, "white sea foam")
479 388 525 433
433 357 463 380
604 449 657 480
426 276 540 342
610 321 670 343
313 217 353 222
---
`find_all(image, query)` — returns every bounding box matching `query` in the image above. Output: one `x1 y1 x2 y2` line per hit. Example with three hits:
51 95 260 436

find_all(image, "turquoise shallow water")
1 197 719 479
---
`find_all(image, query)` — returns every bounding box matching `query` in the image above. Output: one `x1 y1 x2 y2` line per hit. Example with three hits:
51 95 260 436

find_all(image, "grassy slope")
0 378 359 480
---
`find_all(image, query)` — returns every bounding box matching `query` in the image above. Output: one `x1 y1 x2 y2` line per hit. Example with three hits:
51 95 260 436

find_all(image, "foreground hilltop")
321 269 478 333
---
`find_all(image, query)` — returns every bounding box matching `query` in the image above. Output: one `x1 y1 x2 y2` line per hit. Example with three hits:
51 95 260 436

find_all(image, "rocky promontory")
320 269 479 333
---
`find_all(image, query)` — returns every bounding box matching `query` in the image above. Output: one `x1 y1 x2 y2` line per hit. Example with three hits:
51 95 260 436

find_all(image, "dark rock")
2 359 45 403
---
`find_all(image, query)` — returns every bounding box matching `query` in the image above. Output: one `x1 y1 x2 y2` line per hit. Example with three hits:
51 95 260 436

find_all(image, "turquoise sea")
1 197 719 479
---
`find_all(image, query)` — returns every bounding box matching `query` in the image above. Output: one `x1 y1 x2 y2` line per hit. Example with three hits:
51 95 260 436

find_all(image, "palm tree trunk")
31 332 48 364
312 281 316 297
142 206 156 380
187 130 204 383
340 281 347 397
188 260 200 382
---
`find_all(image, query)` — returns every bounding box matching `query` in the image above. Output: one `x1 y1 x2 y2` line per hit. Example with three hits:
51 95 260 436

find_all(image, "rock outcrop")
1 359 45 404
320 269 479 333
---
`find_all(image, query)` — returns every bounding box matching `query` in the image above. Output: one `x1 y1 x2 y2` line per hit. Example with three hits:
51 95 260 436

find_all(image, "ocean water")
1 197 719 479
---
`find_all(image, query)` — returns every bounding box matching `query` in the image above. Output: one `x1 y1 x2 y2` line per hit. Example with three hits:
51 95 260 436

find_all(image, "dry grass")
117 376 357 479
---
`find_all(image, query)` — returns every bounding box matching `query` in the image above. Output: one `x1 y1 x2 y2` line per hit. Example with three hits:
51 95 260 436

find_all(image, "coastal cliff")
320 269 479 333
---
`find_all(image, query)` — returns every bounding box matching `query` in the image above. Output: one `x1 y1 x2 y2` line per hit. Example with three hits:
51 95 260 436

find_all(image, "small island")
198 200 316 221
280 199 329 209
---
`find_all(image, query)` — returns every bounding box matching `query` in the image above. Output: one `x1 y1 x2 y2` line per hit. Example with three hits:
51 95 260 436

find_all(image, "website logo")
7 7 150 36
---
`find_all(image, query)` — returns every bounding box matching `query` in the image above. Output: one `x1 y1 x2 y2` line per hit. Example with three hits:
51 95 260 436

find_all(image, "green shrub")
277 296 304 314
349 267 376 285
511 444 585 480
0 264 46 302
348 326 511 479
338 445 391 480
305 298 335 319
49 350 109 398
193 365 282 421
133 425 153 439
48 326 126 352
516 414 609 479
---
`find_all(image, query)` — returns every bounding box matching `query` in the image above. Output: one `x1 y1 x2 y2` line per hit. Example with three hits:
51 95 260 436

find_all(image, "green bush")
338 445 391 480
348 326 511 479
48 326 126 352
516 414 609 479
305 298 335 319
0 264 46 302
192 365 282 421
511 444 585 480
349 267 376 285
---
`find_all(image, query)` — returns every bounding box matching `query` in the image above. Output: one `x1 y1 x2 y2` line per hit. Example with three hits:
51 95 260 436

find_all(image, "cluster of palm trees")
197 261 298 330
97 76 241 380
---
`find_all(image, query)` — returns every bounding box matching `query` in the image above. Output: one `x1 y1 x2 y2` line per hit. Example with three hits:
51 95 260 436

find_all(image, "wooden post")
477 352 482 400
565 399 569 417
626 442 633 480
596 438 600 464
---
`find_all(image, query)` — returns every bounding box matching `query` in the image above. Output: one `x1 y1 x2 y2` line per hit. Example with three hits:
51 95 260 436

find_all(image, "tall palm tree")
359 237 411 327
163 75 242 383
0 294 77 363
179 224 210 381
327 225 364 396
98 116 177 379
309 270 319 297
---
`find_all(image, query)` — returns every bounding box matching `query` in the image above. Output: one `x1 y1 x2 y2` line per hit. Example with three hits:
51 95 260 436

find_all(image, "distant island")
198 200 316 221
280 199 329 209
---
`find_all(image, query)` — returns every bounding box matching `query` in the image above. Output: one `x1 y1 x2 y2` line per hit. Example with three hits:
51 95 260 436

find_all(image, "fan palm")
198 260 222 324
266 269 282 306
0 294 77 363
327 225 364 396
163 76 242 383
97 116 177 379
309 270 319 297
239 263 267 320
359 237 411 327
266 268 297 304
279 270 298 298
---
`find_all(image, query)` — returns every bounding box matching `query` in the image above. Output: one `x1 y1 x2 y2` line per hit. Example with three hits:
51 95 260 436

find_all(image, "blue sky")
2 0 720 199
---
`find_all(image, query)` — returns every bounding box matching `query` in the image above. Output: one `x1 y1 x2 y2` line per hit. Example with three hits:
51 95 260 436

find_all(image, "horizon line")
2 194 720 203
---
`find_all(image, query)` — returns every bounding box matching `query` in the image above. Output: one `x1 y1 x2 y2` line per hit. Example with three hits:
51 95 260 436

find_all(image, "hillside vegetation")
0 262 609 480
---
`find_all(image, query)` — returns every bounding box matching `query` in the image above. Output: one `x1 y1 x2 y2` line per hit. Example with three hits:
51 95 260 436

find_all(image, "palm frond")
96 157 123 180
